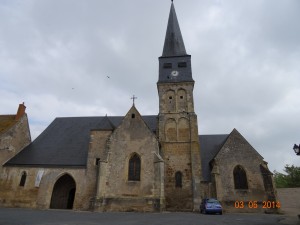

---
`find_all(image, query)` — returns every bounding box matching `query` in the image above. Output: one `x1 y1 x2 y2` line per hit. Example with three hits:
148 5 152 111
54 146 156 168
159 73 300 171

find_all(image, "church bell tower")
157 2 202 211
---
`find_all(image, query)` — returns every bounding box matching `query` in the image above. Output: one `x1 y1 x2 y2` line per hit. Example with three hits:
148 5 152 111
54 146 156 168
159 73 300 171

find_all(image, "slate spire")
162 2 187 57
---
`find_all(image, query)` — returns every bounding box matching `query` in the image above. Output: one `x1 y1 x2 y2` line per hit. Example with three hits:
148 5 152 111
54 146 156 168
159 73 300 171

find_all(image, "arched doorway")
50 174 76 209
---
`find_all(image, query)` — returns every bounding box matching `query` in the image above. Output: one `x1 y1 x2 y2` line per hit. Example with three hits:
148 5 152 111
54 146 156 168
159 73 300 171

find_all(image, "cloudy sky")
1 0 299 173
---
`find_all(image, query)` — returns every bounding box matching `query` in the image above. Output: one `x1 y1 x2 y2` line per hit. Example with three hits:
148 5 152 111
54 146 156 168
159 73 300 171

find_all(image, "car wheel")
220 211 223 215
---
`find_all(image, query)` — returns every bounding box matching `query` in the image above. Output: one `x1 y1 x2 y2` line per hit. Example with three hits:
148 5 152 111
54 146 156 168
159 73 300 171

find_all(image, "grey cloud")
0 0 299 173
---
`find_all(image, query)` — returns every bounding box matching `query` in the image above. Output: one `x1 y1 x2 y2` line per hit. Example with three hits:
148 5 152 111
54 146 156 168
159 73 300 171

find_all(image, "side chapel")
0 2 276 212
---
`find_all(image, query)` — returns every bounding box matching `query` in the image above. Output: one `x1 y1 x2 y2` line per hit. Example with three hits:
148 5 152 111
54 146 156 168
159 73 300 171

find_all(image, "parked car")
200 198 223 215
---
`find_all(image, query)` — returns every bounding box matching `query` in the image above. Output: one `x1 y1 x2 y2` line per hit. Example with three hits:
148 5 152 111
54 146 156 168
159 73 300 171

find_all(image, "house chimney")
15 102 26 121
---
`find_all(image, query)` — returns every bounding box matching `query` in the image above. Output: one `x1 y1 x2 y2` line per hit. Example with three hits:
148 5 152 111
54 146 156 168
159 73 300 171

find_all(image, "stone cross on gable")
131 95 137 105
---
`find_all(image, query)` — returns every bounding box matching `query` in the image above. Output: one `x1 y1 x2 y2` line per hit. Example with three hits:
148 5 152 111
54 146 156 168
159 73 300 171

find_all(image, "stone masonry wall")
0 114 31 166
0 115 108 211
87 129 113 207
94 106 162 212
277 188 300 216
157 82 202 211
214 129 276 213
0 166 92 210
163 142 193 211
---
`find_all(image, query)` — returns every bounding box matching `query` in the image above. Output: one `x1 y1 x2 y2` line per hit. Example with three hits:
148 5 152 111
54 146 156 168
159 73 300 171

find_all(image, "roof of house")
0 115 17 135
199 134 229 182
92 116 116 130
4 114 234 183
5 115 158 167
5 114 230 181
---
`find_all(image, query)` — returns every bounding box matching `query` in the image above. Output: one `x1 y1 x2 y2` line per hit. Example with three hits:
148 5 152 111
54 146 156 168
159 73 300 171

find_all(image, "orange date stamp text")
234 200 280 209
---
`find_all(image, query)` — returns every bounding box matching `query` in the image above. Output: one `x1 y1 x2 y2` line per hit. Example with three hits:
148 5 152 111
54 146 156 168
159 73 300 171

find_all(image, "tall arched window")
128 153 141 181
166 90 176 112
233 165 248 189
177 89 187 112
175 171 182 188
178 118 190 141
19 171 27 187
165 118 177 141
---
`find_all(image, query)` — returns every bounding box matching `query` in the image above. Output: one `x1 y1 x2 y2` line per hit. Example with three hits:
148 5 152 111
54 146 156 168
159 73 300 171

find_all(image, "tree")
273 165 300 188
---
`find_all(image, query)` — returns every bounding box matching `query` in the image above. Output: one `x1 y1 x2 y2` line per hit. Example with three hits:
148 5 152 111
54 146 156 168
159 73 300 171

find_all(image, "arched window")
166 90 176 112
178 117 190 141
128 153 141 181
165 118 177 141
177 89 187 112
175 171 182 188
233 165 248 189
19 171 27 187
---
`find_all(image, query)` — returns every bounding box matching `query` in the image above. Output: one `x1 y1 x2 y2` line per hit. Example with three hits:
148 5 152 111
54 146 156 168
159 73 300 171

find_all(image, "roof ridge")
54 115 158 119
199 134 229 136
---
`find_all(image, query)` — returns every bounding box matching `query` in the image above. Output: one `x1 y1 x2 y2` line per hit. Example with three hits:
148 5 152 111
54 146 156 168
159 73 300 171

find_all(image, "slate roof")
158 2 194 84
5 115 158 167
92 116 116 130
162 2 187 57
199 134 229 182
5 113 229 183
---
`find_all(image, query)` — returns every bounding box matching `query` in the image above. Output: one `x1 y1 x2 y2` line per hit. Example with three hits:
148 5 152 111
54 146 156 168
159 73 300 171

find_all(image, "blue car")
200 198 223 215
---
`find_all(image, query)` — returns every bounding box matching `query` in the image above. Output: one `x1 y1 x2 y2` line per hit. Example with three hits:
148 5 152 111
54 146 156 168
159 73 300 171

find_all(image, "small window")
95 158 100 166
128 153 141 181
180 96 183 99
163 63 172 68
131 113 135 118
169 96 172 100
19 171 27 187
178 62 187 68
175 171 182 188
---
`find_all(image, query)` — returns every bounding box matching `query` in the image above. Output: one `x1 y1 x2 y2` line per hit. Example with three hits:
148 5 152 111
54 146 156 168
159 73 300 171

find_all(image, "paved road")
0 208 296 225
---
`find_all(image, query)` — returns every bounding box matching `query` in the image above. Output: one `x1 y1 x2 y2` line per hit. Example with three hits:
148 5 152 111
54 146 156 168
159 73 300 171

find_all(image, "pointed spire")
162 1 187 57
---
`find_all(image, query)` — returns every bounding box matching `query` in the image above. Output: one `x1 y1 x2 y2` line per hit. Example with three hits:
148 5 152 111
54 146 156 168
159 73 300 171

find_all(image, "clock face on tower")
171 70 179 76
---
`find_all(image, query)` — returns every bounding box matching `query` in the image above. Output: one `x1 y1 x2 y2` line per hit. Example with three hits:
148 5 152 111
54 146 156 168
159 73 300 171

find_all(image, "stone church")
0 2 276 212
